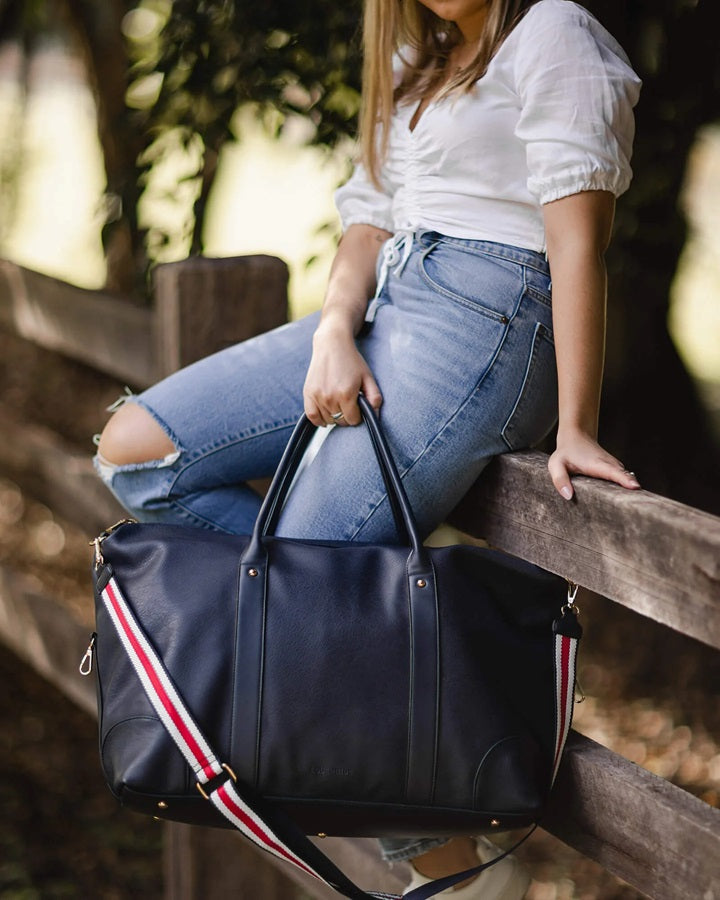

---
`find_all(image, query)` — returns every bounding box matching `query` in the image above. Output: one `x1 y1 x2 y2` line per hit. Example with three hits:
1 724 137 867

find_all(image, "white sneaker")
402 837 530 899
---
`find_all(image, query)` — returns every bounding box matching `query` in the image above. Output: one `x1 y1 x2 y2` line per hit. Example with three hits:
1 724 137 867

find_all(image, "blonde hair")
360 0 539 185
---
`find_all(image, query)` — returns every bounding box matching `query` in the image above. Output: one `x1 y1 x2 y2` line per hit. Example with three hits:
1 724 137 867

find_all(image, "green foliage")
125 0 363 257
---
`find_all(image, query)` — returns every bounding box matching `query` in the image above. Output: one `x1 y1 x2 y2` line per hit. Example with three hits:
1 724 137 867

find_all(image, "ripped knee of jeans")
93 447 181 487
92 391 182 487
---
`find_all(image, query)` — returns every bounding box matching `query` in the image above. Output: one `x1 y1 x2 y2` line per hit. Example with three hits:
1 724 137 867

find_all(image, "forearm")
303 223 390 425
317 223 392 338
543 191 639 497
544 191 614 439
549 245 607 440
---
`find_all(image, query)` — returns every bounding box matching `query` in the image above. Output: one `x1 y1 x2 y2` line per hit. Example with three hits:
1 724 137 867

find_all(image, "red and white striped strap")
551 630 580 784
100 576 344 890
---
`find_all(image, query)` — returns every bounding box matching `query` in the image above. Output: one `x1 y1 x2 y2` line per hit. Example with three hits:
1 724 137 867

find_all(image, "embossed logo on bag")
310 765 353 778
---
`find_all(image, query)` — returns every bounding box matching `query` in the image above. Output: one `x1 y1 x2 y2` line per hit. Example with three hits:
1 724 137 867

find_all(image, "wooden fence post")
151 253 297 898
163 824 309 900
152 254 289 379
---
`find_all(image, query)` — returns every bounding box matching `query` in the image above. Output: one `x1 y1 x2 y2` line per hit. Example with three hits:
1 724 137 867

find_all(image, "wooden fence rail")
0 255 718 900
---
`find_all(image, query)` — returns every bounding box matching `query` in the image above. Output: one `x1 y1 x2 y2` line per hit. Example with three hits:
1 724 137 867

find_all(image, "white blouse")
335 0 642 253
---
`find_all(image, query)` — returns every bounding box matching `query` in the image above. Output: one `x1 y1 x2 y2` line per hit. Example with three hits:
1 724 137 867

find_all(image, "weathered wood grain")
450 451 720 650
0 404 123 535
0 565 96 716
0 255 290 387
153 254 289 378
545 732 720 900
0 259 155 385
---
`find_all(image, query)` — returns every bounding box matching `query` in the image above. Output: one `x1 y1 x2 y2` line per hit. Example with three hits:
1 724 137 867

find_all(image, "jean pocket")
419 242 524 323
501 322 558 451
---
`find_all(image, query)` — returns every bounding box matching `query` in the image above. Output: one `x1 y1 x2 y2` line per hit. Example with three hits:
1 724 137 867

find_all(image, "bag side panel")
95 525 247 800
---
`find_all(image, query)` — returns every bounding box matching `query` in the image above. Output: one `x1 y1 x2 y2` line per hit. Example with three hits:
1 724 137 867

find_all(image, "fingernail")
560 486 573 500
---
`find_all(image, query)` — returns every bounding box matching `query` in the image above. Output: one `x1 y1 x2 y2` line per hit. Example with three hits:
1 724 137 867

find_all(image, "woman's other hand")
543 192 640 501
303 317 382 427
548 428 641 500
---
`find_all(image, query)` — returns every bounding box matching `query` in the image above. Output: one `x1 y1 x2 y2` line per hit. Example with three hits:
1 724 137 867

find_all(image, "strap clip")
562 579 580 616
90 518 137 569
196 763 237 800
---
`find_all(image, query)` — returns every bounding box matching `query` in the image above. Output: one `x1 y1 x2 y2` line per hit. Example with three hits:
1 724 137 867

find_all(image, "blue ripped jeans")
95 232 558 863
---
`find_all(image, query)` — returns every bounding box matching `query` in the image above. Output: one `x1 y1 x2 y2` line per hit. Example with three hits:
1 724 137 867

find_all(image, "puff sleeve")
514 1 642 205
334 162 395 233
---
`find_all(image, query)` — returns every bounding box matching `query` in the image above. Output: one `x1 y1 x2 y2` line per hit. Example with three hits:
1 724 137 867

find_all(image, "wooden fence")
0 254 718 900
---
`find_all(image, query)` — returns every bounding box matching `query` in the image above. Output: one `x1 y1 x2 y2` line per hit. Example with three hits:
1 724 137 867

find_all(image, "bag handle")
245 394 429 572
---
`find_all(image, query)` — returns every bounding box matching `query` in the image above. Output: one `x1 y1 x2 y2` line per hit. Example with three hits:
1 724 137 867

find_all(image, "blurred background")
0 1 718 897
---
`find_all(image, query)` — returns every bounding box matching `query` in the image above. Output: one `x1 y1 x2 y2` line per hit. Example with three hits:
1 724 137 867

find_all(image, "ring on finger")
331 411 345 422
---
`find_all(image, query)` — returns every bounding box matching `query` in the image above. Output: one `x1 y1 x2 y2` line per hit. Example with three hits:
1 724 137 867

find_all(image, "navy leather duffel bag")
87 395 581 899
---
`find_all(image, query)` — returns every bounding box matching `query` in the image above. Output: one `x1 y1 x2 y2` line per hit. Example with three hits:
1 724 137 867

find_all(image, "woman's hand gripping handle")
303 224 390 427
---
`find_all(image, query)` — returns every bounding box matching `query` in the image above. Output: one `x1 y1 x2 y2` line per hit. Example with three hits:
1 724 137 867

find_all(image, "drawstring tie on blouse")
365 229 415 323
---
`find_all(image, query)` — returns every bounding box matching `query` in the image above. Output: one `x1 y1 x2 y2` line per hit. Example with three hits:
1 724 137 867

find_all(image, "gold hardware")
490 819 500 827
157 801 168 809
196 763 238 801
248 568 259 577
416 579 427 588
317 833 327 839
222 763 238 783
153 816 161 821
79 634 96 676
90 519 138 568
562 579 580 617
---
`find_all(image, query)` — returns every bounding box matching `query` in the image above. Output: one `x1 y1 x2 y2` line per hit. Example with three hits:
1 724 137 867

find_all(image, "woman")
96 0 641 896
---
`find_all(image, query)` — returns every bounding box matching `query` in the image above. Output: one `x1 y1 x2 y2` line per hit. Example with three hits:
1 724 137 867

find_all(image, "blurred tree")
60 0 142 294
0 0 363 288
583 0 720 512
0 0 141 293
125 0 362 261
